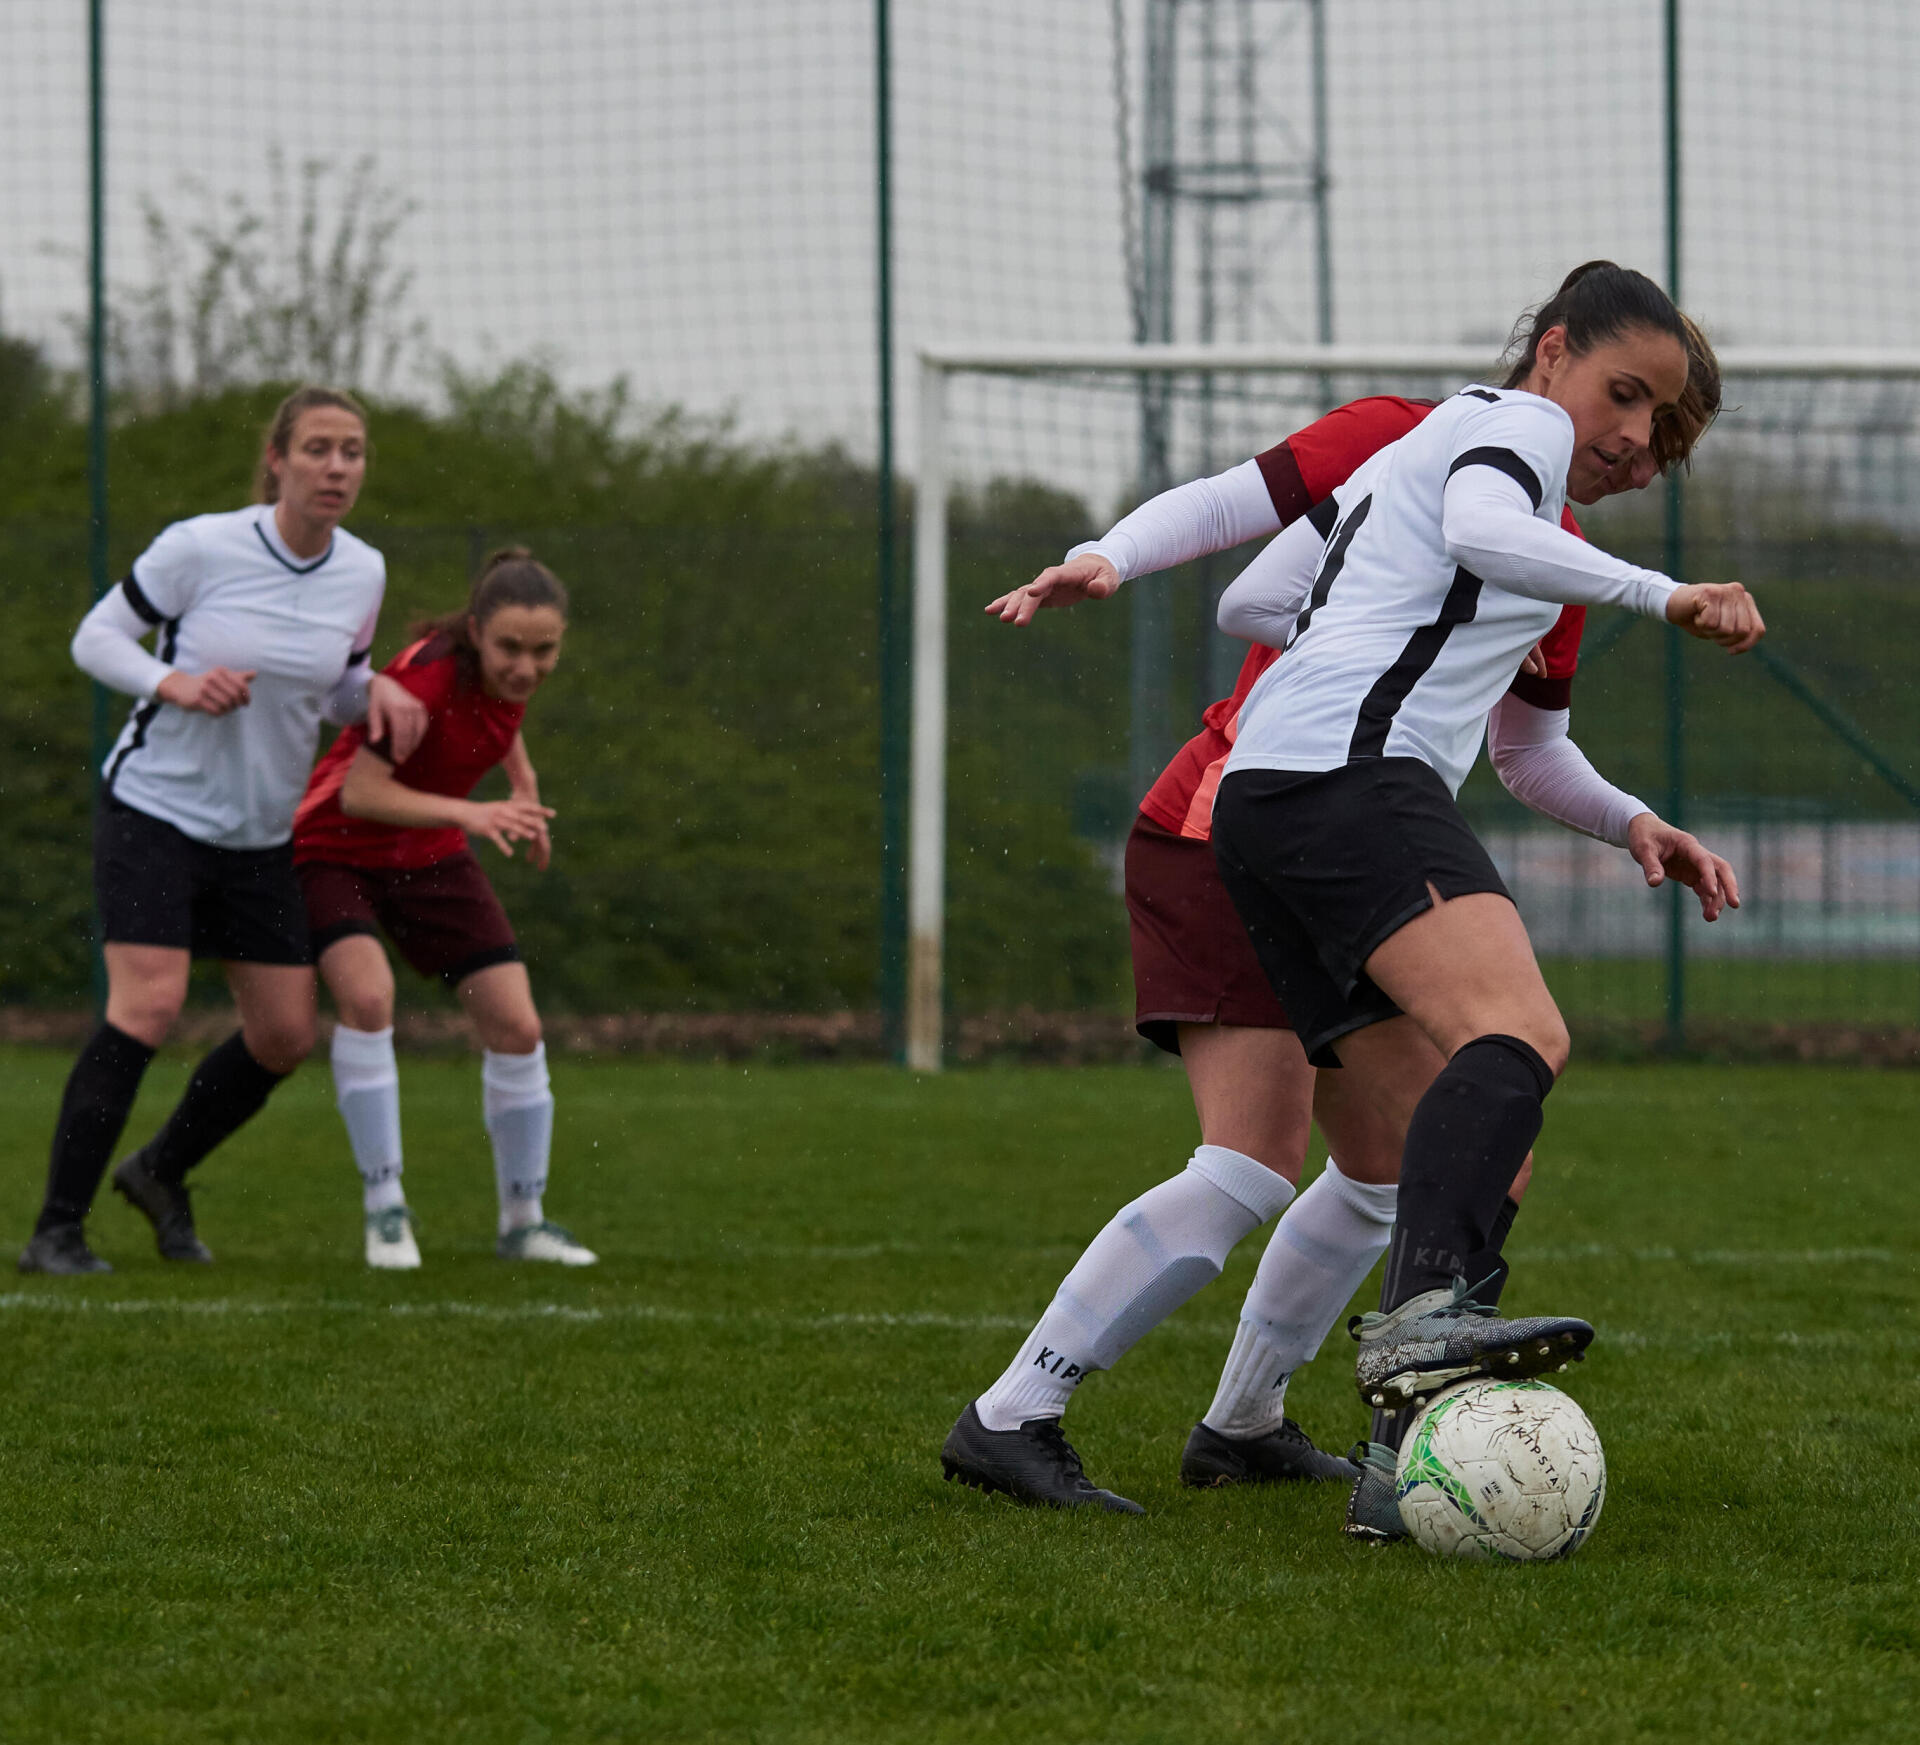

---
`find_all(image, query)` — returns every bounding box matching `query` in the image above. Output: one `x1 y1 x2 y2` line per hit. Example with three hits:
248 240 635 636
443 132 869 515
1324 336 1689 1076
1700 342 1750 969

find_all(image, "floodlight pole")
907 358 948 1071
87 0 110 1011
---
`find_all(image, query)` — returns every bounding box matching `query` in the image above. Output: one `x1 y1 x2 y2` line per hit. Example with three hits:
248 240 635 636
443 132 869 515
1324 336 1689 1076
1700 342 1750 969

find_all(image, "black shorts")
94 792 312 964
1126 815 1291 1054
1210 759 1511 1067
299 852 520 988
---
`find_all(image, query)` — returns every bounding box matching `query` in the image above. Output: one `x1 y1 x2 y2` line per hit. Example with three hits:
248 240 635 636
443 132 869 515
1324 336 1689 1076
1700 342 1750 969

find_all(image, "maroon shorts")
1126 813 1291 1055
298 851 520 987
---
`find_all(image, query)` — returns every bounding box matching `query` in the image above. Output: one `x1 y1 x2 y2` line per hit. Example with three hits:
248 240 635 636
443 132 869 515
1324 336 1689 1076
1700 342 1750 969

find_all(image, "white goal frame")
908 341 1920 1071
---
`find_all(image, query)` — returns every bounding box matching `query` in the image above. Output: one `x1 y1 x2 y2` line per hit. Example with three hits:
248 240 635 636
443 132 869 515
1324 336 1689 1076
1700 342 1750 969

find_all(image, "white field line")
0 1292 1031 1334
744 1243 1900 1266
1512 1245 1901 1266
3 1291 1919 1355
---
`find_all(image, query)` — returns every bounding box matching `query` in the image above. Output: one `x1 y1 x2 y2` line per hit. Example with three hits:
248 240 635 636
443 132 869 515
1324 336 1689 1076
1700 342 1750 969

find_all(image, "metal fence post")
1662 0 1687 1052
875 0 908 1061
87 0 110 1012
907 358 948 1072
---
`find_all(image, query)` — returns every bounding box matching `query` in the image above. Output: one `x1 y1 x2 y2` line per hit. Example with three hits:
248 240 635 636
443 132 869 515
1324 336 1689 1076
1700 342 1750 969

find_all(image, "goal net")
908 343 1920 1068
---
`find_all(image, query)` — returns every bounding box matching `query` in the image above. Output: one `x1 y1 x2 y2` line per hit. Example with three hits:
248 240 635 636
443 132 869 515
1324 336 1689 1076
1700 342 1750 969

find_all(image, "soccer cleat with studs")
111 1150 213 1263
495 1220 597 1266
1349 1276 1590 1411
1179 1418 1359 1487
941 1402 1145 1513
365 1205 423 1270
17 1223 113 1275
1342 1440 1408 1543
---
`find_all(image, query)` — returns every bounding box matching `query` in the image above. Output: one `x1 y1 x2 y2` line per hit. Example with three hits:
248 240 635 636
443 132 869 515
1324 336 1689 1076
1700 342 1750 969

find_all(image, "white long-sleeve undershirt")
1067 458 1281 584
1487 692 1651 848
1214 512 1327 648
71 583 374 723
71 586 174 701
1443 465 1679 618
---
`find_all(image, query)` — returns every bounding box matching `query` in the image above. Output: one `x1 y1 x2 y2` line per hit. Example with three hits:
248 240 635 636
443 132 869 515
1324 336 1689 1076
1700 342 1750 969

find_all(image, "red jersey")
293 635 525 870
1139 397 1588 840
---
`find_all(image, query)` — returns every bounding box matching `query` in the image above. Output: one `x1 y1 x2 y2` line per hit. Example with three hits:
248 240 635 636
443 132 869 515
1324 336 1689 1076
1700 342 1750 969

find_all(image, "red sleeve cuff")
1507 671 1574 710
1254 442 1313 526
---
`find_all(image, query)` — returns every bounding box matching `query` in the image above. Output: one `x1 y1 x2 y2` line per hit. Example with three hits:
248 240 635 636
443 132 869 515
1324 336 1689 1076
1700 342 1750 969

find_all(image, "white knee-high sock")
975 1145 1294 1432
1202 1156 1398 1439
483 1045 552 1235
331 1025 405 1214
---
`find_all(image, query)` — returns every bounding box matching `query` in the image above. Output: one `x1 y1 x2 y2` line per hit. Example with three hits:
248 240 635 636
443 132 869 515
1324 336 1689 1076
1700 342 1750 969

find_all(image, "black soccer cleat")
1350 1277 1591 1411
111 1150 213 1263
1179 1418 1359 1487
941 1402 1144 1514
1342 1441 1408 1543
17 1224 113 1275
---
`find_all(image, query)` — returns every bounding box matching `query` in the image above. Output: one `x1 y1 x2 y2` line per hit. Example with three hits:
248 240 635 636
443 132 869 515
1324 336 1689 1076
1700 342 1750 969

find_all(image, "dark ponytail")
412 547 570 687
1501 260 1686 389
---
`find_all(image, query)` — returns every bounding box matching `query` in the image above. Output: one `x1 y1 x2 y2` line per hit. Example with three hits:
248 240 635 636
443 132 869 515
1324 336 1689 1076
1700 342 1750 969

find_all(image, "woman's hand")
1665 582 1765 653
156 667 255 715
461 796 556 863
367 674 430 763
1626 813 1742 921
985 554 1120 626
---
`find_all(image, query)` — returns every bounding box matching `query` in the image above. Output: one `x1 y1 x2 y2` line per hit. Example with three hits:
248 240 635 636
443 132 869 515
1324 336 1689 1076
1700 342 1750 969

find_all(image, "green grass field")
3 1048 1918 1742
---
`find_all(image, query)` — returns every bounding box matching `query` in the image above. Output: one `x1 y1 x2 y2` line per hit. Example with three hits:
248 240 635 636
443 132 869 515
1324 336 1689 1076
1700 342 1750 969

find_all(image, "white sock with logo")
330 1025 405 1215
483 1044 552 1236
974 1146 1294 1432
1202 1157 1398 1439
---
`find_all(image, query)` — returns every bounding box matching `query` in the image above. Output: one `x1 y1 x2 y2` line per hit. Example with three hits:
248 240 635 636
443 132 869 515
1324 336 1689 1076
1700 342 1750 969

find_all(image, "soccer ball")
1393 1378 1606 1562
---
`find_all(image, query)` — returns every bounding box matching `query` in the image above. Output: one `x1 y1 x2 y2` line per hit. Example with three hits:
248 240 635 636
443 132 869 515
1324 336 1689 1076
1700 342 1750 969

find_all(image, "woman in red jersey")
939 310 1730 1520
293 548 595 1271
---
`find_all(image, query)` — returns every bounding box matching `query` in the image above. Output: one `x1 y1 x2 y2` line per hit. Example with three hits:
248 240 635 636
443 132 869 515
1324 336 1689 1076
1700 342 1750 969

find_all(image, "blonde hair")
253 386 369 503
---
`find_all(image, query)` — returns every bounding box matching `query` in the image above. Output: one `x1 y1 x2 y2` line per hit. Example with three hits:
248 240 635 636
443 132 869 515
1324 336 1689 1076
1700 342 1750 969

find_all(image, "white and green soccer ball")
1394 1378 1606 1562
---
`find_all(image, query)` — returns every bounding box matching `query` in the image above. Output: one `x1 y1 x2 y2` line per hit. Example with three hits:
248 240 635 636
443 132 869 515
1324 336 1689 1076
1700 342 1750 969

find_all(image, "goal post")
907 342 1920 1072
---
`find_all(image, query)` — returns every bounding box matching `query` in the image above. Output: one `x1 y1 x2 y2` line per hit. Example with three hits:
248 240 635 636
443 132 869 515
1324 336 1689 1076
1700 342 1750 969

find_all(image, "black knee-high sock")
146 1032 288 1185
1379 1034 1553 1315
1367 1192 1527 1454
37 1023 158 1232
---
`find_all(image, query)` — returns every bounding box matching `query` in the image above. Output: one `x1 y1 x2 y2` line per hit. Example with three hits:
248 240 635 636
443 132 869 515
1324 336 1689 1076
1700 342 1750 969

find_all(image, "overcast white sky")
5 0 1916 498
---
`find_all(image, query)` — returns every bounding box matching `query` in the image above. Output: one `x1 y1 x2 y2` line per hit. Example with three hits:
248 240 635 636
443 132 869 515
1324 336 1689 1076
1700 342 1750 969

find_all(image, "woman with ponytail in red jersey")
293 549 595 1271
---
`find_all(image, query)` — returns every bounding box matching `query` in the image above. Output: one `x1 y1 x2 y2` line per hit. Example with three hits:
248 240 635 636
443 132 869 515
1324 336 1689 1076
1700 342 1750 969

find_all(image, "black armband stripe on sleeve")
346 647 372 667
1507 671 1574 710
1254 442 1313 526
1306 494 1341 538
120 573 163 625
1447 446 1544 512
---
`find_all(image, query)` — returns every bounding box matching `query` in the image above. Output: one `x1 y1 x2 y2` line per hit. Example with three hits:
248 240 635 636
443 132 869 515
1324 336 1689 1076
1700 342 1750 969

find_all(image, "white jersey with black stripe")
1224 385 1668 797
95 508 386 848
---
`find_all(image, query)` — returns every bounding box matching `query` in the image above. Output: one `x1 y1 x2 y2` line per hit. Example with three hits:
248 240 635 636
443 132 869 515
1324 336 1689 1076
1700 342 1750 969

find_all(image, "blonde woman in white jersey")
1204 263 1763 1432
19 388 427 1274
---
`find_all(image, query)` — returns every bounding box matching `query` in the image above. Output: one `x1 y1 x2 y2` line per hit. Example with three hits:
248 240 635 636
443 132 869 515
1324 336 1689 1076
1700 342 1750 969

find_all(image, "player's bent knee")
110 991 185 1046
337 991 395 1033
485 1015 543 1056
248 1020 317 1075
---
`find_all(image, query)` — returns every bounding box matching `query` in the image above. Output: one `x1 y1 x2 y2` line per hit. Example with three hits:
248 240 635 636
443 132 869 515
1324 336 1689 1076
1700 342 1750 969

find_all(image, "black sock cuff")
97 1021 158 1069
213 1030 291 1092
1456 1033 1555 1102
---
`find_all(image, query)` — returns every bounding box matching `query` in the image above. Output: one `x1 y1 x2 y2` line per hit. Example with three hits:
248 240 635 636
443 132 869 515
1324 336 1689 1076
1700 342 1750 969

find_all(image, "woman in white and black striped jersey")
1206 264 1765 1421
18 386 428 1274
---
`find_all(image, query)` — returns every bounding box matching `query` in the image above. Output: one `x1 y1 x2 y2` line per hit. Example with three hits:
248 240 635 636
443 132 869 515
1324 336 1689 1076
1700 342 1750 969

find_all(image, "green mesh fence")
1 2 1917 1052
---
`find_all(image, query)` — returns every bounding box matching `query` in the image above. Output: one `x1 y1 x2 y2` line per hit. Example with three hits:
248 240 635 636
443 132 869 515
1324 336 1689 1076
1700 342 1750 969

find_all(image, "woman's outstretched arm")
989 459 1281 625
